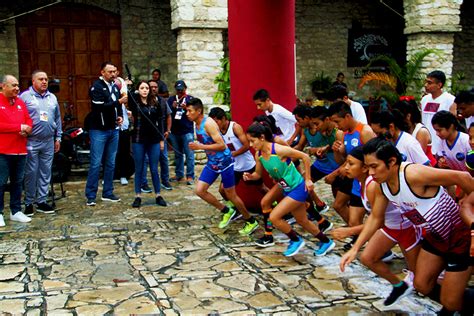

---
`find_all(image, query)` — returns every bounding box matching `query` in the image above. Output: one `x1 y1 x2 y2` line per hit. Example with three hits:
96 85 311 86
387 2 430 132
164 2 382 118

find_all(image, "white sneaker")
0 215 5 227
10 212 32 223
120 177 128 185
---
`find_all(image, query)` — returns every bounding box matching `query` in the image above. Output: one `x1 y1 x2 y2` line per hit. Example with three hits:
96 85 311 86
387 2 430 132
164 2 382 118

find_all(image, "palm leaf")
358 72 397 90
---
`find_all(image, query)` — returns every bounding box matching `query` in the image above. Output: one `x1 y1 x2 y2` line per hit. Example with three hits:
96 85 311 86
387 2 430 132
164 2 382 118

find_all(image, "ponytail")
247 121 274 142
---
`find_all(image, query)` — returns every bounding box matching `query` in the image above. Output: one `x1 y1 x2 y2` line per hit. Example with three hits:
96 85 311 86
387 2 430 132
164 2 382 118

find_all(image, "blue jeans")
133 142 161 194
0 154 26 215
141 144 170 185
85 129 119 199
169 132 195 179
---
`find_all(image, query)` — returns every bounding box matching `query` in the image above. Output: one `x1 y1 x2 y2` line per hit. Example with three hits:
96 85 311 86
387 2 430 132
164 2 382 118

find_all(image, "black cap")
175 80 186 91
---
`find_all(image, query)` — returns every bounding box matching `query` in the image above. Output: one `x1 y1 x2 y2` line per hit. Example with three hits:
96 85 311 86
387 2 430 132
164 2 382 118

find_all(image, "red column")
228 0 296 129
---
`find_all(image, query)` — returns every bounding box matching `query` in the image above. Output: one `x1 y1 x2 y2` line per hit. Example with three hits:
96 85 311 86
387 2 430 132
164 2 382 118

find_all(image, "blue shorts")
283 180 308 203
199 163 235 188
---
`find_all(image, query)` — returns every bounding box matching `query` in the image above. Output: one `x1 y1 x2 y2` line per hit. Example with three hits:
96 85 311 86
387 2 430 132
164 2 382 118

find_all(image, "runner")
337 146 421 307
361 137 473 314
208 107 266 228
244 122 335 257
186 98 259 235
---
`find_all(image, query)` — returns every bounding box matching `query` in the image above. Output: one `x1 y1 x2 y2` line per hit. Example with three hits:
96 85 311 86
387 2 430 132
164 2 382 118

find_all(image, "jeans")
0 154 27 215
168 132 195 179
85 129 119 199
133 142 161 194
142 143 169 185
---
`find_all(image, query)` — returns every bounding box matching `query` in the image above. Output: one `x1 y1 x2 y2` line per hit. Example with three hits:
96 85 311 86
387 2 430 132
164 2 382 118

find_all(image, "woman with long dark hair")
129 81 167 207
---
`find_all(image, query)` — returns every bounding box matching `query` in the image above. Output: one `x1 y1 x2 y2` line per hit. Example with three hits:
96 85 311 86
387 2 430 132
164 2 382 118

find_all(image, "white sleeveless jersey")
437 132 470 172
223 121 256 172
420 92 455 154
380 163 462 244
361 176 412 229
395 131 429 165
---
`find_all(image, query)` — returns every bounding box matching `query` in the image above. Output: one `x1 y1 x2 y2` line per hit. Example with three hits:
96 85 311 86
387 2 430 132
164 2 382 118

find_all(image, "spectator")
20 70 62 216
420 70 455 155
0 75 33 226
113 74 131 186
332 72 347 88
151 68 169 98
129 81 167 208
85 62 125 206
167 80 195 185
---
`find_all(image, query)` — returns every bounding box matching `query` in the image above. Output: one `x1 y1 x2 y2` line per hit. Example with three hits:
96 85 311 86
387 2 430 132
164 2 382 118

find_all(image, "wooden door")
16 4 121 127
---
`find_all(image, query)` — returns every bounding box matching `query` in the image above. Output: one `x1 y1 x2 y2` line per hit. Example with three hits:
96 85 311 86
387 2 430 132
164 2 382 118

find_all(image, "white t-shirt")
349 100 368 124
395 131 430 165
437 132 470 172
420 91 455 154
266 103 296 142
465 116 474 129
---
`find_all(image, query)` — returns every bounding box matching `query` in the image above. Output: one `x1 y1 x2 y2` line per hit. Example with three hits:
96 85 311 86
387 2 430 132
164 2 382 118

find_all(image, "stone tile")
173 293 201 311
246 292 283 309
71 284 145 305
75 304 111 315
143 254 176 271
46 294 69 310
43 280 71 291
216 273 257 293
188 279 229 298
0 265 25 281
114 296 161 314
203 298 248 313
0 298 26 314
0 281 24 293
307 279 347 299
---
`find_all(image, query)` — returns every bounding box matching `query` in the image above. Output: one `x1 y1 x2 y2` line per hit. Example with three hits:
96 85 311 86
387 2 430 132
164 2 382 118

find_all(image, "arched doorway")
16 3 122 126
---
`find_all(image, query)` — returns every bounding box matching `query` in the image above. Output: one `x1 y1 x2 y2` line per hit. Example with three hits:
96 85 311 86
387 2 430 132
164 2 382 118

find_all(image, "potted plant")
309 71 332 100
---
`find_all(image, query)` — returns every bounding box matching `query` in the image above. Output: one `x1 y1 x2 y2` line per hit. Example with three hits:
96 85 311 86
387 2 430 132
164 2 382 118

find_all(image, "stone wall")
171 0 227 109
295 0 405 100
453 0 474 88
0 7 19 78
404 0 463 83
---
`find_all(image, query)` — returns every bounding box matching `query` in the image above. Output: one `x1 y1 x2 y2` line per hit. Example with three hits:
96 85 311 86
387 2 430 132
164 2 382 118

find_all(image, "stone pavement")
0 169 442 315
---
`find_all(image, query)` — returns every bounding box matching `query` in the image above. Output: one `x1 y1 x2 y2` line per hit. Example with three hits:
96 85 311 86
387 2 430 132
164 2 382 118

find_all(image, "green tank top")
258 143 303 191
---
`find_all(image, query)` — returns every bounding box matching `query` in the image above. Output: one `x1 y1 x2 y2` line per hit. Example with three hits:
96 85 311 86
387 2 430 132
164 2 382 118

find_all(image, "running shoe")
383 281 412 306
86 198 96 206
238 221 259 236
218 207 237 229
156 196 167 207
161 181 172 190
141 184 153 193
132 197 141 208
24 204 34 217
101 194 121 202
254 235 275 248
36 202 55 214
402 269 414 288
381 250 395 262
315 203 330 214
283 237 305 257
319 220 333 233
314 239 335 256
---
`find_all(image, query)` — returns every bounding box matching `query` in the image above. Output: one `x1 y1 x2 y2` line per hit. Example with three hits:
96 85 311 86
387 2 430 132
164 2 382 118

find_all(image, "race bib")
226 143 236 151
424 102 440 113
40 110 48 122
403 209 427 226
174 110 183 120
278 178 290 190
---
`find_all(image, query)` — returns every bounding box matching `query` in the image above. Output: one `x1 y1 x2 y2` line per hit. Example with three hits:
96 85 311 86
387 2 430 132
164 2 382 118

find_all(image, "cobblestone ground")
0 167 442 315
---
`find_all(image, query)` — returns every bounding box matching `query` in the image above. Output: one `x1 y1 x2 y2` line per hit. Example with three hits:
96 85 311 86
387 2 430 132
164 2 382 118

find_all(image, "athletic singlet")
258 143 303 192
380 163 465 252
304 127 339 174
412 123 436 166
360 176 412 230
222 121 255 172
344 122 365 196
438 131 470 172
196 116 233 170
394 131 430 165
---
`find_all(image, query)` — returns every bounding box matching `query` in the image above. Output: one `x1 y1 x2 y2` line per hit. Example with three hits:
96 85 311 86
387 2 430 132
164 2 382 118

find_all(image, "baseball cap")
175 80 186 91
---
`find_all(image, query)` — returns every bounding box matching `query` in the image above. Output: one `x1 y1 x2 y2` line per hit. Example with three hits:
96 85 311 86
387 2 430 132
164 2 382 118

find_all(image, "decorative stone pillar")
171 0 227 108
404 0 463 79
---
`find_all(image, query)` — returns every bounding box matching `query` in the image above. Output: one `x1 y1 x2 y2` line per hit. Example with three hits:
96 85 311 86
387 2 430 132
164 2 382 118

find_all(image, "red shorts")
380 225 422 251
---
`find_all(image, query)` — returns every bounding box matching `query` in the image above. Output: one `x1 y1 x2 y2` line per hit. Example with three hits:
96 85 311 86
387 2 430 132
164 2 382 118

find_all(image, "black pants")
115 130 132 179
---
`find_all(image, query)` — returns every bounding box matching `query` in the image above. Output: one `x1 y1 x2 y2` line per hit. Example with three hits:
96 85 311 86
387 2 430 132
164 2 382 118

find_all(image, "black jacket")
88 78 123 130
129 94 164 144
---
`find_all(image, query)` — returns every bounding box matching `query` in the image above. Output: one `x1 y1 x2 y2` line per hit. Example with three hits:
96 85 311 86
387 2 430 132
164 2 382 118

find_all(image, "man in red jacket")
0 75 33 226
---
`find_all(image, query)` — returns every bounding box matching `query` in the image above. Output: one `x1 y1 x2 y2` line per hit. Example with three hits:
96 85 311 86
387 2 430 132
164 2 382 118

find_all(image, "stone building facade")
0 0 472 116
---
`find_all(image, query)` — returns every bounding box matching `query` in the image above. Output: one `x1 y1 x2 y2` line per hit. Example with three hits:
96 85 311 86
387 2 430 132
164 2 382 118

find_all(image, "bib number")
403 209 427 226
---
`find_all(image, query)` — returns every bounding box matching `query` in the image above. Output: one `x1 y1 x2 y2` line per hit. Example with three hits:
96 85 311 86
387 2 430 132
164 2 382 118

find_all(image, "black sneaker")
24 204 35 217
36 202 55 214
343 235 357 251
161 181 172 190
384 281 411 306
101 194 121 202
132 197 141 208
319 220 334 233
254 235 275 248
315 203 330 214
381 250 395 263
141 184 153 193
156 196 167 207
86 199 96 206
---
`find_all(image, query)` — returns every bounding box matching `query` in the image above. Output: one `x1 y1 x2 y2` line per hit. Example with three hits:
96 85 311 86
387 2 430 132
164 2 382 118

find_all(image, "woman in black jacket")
129 81 167 207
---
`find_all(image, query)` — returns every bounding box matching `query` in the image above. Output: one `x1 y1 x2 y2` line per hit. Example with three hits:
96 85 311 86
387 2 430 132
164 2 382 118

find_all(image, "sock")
263 209 273 235
220 206 229 214
393 281 404 287
316 232 329 243
286 229 300 242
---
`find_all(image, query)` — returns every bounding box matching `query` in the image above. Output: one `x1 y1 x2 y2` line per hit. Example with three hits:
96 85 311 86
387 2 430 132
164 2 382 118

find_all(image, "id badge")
175 110 183 120
40 110 48 122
